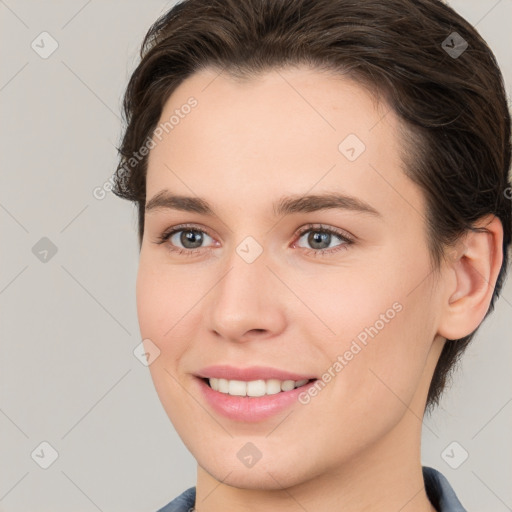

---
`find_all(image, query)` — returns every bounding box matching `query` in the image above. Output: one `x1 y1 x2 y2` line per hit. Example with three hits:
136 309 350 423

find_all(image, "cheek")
136 261 199 423
135 259 198 408
136 256 194 343
333 289 435 420
310 258 436 410
136 265 165 342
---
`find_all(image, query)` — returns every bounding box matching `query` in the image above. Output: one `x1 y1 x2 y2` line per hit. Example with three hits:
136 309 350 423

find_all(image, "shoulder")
156 486 196 512
423 466 468 512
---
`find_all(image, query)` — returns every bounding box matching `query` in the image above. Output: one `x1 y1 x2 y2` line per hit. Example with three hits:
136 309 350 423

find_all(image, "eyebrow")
145 190 382 218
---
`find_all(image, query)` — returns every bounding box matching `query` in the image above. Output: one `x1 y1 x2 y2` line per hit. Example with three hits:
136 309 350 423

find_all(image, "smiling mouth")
201 377 317 397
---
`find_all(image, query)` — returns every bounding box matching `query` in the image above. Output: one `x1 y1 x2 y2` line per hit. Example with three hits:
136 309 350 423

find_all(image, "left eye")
295 227 351 251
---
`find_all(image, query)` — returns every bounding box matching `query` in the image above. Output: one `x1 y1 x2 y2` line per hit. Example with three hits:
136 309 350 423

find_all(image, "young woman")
112 1 511 510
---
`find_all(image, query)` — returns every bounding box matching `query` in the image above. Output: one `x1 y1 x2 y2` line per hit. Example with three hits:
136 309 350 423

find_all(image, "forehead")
146 66 425 225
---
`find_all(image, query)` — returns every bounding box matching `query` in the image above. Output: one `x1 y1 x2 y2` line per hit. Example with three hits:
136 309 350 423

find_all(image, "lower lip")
195 377 317 422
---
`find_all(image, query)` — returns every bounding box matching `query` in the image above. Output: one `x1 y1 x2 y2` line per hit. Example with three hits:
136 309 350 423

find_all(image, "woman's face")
137 66 447 489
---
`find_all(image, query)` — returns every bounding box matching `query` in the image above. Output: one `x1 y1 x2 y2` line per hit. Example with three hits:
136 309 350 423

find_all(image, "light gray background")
0 1 511 511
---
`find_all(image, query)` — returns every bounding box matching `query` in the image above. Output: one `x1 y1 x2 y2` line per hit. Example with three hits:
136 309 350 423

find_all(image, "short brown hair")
113 0 512 410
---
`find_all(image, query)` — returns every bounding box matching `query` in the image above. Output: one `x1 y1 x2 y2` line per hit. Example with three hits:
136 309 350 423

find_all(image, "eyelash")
153 223 355 258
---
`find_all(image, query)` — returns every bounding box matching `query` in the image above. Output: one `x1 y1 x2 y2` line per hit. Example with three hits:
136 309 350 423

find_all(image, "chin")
203 462 307 490
195 443 325 492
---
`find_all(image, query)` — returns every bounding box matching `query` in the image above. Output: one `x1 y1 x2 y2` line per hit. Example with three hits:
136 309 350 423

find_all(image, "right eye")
154 224 217 256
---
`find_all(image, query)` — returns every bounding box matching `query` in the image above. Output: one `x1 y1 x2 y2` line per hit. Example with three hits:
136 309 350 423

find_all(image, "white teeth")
228 380 246 396
218 378 229 393
266 379 282 395
281 380 295 391
207 377 311 396
247 380 266 397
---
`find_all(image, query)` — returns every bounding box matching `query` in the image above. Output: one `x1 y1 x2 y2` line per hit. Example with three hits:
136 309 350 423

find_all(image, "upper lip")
196 365 316 382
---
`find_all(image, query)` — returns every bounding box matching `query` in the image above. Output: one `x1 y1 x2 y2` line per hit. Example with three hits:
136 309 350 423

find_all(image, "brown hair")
112 0 511 410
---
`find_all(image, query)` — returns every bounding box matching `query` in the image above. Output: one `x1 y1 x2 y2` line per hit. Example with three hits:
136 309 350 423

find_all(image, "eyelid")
294 223 355 243
159 223 216 243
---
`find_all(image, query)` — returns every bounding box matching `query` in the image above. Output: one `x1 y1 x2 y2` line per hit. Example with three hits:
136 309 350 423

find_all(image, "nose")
207 250 287 343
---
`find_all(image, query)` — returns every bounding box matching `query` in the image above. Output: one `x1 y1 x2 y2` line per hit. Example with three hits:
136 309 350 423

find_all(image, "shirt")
156 466 467 511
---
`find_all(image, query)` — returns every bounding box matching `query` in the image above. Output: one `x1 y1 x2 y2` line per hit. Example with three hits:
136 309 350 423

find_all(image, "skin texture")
137 66 503 511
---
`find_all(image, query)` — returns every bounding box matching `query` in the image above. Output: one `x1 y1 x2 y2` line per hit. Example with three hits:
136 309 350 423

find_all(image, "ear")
437 214 504 340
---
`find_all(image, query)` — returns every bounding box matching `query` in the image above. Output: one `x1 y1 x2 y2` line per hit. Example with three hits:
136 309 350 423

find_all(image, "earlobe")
438 214 503 340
